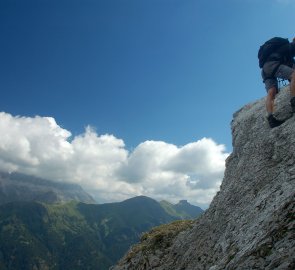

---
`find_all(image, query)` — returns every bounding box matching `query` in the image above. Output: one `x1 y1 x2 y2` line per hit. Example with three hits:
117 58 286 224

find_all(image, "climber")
258 37 295 128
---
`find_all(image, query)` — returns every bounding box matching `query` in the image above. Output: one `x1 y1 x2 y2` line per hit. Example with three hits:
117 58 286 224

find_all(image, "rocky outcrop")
112 86 295 270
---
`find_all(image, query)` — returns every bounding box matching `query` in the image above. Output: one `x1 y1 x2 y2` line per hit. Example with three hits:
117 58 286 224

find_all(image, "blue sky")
0 0 294 207
0 0 293 149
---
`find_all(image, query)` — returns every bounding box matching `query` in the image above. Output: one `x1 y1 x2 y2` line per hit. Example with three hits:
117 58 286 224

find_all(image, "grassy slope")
0 197 202 270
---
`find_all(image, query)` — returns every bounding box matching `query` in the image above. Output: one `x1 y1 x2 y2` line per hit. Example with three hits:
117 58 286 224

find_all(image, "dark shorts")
263 63 295 92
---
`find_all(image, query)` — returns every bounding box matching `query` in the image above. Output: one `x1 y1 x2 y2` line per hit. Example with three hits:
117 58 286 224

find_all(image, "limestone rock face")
112 87 295 270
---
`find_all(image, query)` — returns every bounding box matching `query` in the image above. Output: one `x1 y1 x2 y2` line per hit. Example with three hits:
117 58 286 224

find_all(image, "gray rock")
112 86 295 270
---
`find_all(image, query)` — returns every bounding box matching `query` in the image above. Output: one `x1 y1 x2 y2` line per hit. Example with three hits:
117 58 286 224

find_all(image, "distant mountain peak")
177 199 188 204
0 171 96 204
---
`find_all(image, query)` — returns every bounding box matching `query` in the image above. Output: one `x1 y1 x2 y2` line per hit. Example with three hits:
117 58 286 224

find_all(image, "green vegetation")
160 199 203 219
160 200 181 217
0 196 203 270
126 220 194 262
0 201 110 270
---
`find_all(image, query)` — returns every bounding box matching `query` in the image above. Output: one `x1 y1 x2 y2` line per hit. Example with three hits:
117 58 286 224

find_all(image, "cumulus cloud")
0 112 229 208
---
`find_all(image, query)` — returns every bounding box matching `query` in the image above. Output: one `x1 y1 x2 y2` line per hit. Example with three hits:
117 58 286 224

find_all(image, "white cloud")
0 112 229 208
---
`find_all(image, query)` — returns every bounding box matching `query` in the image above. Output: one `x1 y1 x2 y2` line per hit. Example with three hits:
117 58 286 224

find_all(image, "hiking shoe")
290 97 295 113
267 114 285 128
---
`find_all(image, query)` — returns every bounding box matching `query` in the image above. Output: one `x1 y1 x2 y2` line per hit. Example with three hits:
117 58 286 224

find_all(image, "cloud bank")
0 112 229 208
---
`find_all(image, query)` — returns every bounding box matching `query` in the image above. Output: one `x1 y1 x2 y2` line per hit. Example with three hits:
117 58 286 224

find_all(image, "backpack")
258 37 289 68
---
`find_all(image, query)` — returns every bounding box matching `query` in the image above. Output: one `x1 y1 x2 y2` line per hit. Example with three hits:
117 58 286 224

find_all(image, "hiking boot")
290 97 295 113
267 114 285 128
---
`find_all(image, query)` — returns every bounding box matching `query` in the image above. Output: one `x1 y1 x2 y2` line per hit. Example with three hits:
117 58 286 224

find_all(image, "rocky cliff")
112 86 295 270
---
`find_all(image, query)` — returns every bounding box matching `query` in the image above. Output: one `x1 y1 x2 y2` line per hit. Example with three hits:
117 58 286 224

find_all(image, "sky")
0 0 294 208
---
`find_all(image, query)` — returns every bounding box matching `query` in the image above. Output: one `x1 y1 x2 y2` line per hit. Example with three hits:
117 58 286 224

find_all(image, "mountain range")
0 172 203 270
0 171 96 204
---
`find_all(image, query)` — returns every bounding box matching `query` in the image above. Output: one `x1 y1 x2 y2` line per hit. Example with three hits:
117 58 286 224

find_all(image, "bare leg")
266 86 285 128
290 71 295 97
266 87 277 114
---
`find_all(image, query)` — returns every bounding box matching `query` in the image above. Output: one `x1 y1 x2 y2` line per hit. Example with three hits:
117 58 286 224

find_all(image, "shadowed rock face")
112 87 295 270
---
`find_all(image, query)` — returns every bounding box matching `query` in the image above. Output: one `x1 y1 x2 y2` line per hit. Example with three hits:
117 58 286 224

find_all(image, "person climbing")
258 37 295 128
